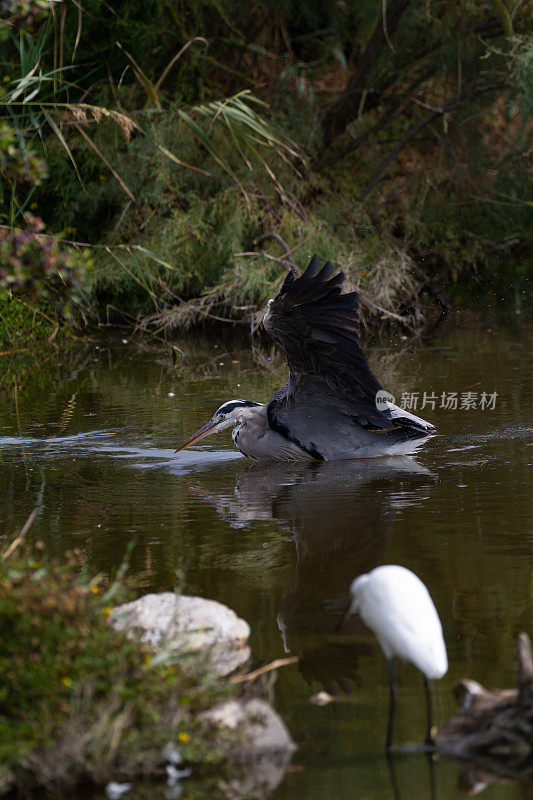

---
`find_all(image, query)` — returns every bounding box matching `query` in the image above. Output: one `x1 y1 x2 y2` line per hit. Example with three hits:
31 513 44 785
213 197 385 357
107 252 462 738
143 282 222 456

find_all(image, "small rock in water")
200 698 296 756
162 741 182 765
309 691 334 706
166 764 192 786
105 782 132 799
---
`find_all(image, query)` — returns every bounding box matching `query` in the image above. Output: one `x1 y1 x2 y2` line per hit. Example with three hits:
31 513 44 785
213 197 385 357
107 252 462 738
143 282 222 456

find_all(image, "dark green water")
1 316 532 800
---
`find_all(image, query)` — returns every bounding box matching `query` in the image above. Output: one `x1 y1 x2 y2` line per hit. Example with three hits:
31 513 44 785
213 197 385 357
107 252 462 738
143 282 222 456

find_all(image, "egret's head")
176 400 261 452
348 573 371 613
337 573 370 630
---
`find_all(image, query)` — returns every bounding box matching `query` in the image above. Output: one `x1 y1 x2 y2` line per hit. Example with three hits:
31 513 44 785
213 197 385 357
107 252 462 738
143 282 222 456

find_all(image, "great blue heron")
177 255 435 460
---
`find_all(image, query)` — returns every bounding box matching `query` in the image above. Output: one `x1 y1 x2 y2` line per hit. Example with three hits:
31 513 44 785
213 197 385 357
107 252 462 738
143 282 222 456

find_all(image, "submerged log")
437 632 533 781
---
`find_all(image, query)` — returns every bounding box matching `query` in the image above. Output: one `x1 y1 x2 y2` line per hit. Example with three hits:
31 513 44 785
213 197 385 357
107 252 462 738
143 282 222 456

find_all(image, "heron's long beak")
175 418 221 452
336 601 353 632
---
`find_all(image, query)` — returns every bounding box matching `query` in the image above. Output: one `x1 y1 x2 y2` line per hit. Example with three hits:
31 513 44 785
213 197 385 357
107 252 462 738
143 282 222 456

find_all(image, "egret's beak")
336 601 353 632
175 418 221 452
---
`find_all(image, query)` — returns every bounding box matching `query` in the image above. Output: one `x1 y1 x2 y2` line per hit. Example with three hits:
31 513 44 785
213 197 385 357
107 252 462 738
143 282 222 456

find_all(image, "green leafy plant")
0 213 91 323
0 532 233 794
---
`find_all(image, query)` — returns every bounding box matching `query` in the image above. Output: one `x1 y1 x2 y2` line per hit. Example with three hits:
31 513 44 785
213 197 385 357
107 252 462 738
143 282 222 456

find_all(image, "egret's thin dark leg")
386 749 401 800
386 658 398 752
424 676 434 745
427 747 436 800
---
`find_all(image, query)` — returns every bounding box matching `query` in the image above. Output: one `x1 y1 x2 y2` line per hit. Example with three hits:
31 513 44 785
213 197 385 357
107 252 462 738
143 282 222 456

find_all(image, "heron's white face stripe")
215 399 261 416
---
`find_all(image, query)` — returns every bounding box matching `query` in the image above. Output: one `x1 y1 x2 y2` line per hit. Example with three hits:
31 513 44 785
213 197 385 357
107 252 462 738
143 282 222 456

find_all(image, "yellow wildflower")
178 731 190 744
61 676 72 687
90 585 99 594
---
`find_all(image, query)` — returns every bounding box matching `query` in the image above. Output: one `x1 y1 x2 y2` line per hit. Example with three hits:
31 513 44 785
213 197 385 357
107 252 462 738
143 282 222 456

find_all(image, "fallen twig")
230 656 299 684
2 508 39 560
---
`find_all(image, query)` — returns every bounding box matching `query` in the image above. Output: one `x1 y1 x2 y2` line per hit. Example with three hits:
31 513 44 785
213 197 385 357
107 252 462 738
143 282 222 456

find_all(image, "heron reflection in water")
177 255 435 460
183 457 435 693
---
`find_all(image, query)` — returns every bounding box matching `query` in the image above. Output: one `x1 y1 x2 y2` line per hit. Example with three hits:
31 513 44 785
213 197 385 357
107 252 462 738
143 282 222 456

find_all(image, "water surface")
1 318 531 799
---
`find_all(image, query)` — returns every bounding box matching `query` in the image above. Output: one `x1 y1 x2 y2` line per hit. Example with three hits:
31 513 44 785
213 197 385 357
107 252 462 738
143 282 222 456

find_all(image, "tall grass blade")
75 124 135 202
43 108 85 190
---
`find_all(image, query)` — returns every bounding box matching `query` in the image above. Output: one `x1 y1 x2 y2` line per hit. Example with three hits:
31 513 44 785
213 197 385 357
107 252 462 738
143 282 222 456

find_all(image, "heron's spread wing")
263 255 390 428
264 255 373 385
263 256 435 459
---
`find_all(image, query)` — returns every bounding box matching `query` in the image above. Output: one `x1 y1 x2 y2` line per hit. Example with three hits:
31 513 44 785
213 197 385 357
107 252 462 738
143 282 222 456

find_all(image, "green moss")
0 541 234 794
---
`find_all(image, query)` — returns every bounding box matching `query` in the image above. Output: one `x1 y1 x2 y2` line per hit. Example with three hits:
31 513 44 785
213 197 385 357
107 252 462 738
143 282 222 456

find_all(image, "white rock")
110 593 250 676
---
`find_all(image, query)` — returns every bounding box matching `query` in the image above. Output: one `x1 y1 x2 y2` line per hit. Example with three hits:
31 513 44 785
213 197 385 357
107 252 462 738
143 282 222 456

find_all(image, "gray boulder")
200 698 296 798
110 592 250 676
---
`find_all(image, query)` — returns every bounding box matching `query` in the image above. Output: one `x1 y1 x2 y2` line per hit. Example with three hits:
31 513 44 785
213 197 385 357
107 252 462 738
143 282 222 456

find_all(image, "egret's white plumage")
349 565 448 680
342 564 447 750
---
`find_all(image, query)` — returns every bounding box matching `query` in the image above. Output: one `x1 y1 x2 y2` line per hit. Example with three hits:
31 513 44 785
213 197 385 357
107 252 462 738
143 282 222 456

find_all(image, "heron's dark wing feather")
263 256 436 453
264 255 386 419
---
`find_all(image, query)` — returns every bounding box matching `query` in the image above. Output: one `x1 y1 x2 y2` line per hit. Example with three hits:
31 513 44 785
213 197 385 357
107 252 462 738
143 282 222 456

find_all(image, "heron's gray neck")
231 404 268 457
231 403 311 461
232 404 268 435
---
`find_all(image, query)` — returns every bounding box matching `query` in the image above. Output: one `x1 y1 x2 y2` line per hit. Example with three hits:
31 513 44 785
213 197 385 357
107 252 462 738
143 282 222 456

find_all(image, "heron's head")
336 573 370 631
176 400 262 452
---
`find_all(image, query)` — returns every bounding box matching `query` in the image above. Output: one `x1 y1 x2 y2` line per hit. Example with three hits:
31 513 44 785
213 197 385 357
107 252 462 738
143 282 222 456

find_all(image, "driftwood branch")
518 631 533 706
230 656 299 684
437 632 533 782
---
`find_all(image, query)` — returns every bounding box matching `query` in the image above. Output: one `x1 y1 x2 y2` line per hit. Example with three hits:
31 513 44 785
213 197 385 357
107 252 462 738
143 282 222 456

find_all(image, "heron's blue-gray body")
176 255 435 461
231 398 432 460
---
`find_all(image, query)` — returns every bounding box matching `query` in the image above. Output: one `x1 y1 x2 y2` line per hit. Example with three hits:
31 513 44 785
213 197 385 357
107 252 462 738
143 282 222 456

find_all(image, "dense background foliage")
0 0 531 340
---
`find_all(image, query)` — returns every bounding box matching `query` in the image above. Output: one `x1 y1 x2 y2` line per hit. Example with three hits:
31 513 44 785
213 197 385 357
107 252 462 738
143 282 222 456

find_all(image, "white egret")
338 564 448 750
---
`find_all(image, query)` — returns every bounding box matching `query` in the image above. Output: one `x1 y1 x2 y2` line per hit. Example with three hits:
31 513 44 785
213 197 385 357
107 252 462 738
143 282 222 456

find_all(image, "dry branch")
359 81 505 202
437 632 533 782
